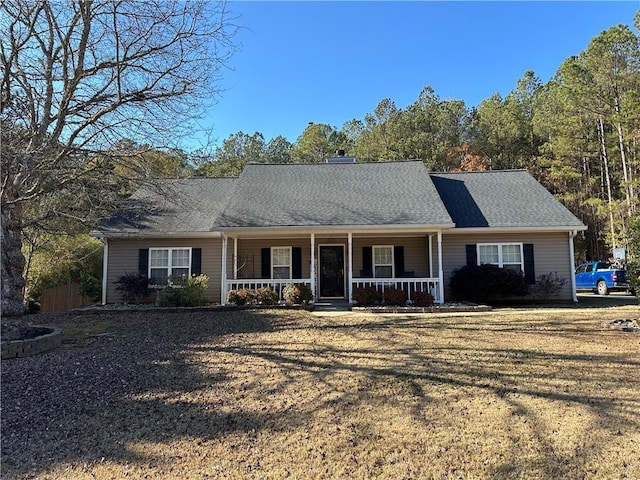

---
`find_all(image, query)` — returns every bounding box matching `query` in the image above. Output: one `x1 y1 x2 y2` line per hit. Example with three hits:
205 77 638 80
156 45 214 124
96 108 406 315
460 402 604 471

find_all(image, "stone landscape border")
72 303 314 314
1 327 63 360
74 303 490 315
351 304 492 314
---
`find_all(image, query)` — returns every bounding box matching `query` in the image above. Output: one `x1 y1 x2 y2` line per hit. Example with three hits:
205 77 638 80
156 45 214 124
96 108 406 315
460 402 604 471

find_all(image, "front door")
319 245 345 298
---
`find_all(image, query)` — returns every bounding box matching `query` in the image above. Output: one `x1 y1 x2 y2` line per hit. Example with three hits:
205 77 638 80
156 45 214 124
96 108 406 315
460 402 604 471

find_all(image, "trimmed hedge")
450 264 529 302
352 286 382 307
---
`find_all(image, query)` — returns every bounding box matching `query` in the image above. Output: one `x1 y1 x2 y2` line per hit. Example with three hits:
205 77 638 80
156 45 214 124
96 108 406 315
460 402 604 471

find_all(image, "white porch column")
348 232 353 303
569 230 578 302
101 238 109 305
428 234 434 278
437 231 444 304
310 233 316 299
221 235 228 305
233 237 238 280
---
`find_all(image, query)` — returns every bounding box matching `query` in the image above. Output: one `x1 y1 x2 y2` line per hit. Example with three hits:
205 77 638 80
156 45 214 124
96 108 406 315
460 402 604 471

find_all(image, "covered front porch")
221 230 445 305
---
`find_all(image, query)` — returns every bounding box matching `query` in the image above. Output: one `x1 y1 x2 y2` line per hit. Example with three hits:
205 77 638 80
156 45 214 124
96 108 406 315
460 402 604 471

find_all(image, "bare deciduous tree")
1 0 237 316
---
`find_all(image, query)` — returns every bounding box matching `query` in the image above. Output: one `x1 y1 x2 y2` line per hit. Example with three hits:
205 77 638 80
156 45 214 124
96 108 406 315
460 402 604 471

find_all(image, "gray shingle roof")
213 161 454 228
98 178 236 235
430 170 585 229
98 163 585 236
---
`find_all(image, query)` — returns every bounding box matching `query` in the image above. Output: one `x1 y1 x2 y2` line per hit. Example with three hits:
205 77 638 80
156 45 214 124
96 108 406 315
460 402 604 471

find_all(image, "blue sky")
191 1 639 150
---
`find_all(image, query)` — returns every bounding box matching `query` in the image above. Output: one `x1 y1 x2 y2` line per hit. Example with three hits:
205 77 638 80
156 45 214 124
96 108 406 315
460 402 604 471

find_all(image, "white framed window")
271 247 291 279
477 243 523 272
373 245 394 278
149 247 191 285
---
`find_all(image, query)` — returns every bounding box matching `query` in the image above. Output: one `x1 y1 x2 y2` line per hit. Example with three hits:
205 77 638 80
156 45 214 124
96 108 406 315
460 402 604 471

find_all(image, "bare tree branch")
1 0 238 315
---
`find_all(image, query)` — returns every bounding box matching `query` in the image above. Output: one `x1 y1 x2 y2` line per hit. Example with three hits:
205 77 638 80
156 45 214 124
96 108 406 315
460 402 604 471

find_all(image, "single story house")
94 160 587 304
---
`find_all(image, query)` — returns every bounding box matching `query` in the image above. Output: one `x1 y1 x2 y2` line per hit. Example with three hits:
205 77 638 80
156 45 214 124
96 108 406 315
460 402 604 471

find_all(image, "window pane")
172 249 190 267
375 266 393 278
171 267 189 278
374 247 392 265
502 244 522 263
272 248 290 267
273 266 290 279
150 249 168 268
478 245 499 264
150 268 168 285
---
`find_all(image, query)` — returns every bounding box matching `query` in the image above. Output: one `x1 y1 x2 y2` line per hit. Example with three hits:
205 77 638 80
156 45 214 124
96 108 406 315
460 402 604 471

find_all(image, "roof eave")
445 225 587 234
91 230 224 239
217 223 456 236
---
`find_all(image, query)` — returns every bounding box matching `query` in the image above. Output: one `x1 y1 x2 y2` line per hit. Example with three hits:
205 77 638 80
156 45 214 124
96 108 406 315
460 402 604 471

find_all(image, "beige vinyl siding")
351 236 430 278
442 232 574 300
106 237 222 303
228 236 431 280
231 238 312 279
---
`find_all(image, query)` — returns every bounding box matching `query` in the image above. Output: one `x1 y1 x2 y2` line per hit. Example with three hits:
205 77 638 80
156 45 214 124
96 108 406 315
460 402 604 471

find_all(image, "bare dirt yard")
2 299 639 480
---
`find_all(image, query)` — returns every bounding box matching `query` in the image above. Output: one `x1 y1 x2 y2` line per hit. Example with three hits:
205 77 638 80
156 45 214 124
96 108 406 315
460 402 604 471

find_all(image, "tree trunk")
598 116 616 250
615 120 633 211
1 200 26 317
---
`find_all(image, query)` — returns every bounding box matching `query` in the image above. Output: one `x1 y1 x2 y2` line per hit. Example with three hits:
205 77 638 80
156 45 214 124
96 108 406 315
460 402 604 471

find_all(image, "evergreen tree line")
190 18 639 260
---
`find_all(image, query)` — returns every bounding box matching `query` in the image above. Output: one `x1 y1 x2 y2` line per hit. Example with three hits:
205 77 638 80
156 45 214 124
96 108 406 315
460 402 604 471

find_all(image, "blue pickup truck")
575 262 631 295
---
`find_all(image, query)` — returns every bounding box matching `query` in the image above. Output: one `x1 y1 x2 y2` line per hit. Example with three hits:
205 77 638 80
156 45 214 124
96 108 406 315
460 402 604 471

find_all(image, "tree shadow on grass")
1 309 638 478
1 310 285 477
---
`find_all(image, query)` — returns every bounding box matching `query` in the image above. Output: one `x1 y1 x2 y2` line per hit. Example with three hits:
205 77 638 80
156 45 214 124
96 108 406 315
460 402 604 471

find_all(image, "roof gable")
430 170 585 229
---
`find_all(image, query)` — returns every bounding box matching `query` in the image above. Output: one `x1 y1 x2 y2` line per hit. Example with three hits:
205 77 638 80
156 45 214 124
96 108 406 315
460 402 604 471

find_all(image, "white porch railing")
226 279 312 302
226 277 441 304
352 277 441 304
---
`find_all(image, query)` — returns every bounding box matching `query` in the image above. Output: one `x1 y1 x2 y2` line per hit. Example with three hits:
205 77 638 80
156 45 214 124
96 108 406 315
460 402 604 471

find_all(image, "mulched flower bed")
351 303 491 314
72 302 314 314
1 323 53 342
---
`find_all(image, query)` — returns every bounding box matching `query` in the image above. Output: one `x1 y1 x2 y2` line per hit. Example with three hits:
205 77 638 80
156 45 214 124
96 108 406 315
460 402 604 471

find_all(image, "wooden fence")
40 282 96 313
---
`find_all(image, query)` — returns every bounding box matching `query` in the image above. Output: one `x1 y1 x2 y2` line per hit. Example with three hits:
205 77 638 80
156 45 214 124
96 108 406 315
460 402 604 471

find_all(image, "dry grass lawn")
2 301 639 479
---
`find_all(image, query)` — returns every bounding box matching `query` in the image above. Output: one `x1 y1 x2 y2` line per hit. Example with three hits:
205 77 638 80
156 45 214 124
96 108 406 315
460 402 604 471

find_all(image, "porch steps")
313 300 351 312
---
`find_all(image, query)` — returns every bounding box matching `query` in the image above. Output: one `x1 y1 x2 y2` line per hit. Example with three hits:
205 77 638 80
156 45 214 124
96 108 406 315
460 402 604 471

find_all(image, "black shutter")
523 244 535 284
261 248 270 279
292 247 302 279
139 249 149 276
466 245 477 267
362 246 372 277
191 248 202 276
394 246 405 277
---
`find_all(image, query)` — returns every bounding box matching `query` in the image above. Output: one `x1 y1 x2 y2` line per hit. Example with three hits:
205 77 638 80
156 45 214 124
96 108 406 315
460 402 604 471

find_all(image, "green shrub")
412 291 434 307
383 287 407 306
161 274 209 307
531 272 567 301
626 259 639 298
115 272 151 303
449 264 529 302
79 273 102 302
283 283 314 305
352 286 382 307
624 211 639 300
27 298 41 314
255 287 279 305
